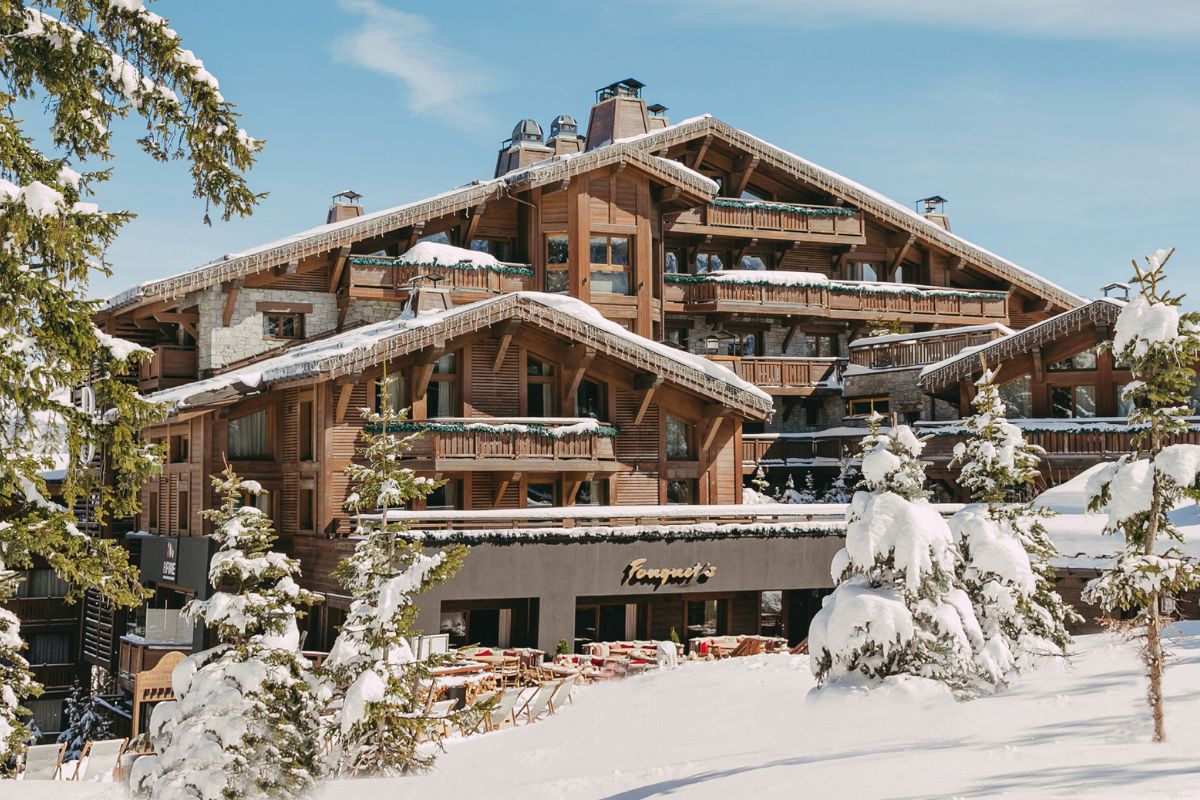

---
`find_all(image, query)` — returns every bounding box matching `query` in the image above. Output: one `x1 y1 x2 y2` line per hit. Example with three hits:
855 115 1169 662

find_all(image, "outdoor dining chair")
72 738 129 781
459 689 498 736
547 674 579 714
484 687 524 732
20 742 65 780
517 680 559 724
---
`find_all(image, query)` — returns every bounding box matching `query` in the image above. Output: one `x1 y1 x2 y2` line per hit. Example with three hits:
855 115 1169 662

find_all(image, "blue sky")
86 0 1200 304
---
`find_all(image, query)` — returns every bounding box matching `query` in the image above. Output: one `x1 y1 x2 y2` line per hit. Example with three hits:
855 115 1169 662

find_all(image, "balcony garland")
367 420 620 438
348 256 534 278
664 272 1006 300
395 521 844 546
710 198 858 218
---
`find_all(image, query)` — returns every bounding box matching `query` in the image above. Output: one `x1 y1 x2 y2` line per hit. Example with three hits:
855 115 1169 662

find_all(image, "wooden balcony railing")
118 636 193 692
918 421 1200 463
138 345 197 392
3 596 76 626
670 199 866 243
671 275 1008 325
849 329 1005 370
400 418 619 468
348 258 533 297
743 432 869 468
31 663 77 689
708 356 842 394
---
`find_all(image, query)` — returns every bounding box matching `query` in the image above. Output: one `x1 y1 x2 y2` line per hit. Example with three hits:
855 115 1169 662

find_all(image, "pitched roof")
147 291 773 419
917 298 1125 391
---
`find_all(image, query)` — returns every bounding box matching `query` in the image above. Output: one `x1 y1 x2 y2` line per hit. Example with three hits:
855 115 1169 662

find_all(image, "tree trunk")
1146 594 1166 742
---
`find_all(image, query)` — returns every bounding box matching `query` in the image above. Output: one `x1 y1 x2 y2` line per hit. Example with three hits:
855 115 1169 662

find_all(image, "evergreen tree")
0 1 262 762
1082 248 1200 742
131 468 321 798
56 680 112 761
821 449 860 503
783 472 817 504
320 390 467 777
749 465 770 497
949 368 1077 684
809 413 985 696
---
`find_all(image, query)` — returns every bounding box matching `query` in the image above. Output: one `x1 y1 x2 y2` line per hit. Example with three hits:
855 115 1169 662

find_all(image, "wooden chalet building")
73 77 1166 710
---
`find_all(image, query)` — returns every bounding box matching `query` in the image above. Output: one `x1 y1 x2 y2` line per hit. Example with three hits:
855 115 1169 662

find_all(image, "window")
169 435 189 463
470 238 490 253
228 409 269 460
1049 348 1098 371
847 397 889 418
27 632 71 665
686 599 727 638
177 491 188 531
895 262 927 284
737 254 766 271
1052 386 1097 418
576 378 607 420
375 374 407 414
760 591 783 637
797 334 837 358
239 489 270 513
1117 384 1137 417
545 234 569 293
574 480 607 506
149 491 159 531
695 252 723 274
666 416 695 460
299 488 314 531
426 480 462 510
664 250 680 274
527 355 556 417
666 479 696 505
589 235 632 295
526 482 555 508
262 313 304 340
428 353 459 417
16 569 69 598
847 262 880 282
998 376 1032 419
299 400 315 461
664 327 690 351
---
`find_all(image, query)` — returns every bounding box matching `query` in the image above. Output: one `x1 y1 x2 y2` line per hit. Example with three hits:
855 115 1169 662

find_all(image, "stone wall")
195 287 338 372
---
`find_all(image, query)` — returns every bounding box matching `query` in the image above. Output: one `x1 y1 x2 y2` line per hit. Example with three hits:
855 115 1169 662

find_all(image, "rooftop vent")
327 189 363 224
596 78 645 102
549 115 578 140
1102 281 1130 300
916 195 950 231
510 118 544 144
647 103 668 116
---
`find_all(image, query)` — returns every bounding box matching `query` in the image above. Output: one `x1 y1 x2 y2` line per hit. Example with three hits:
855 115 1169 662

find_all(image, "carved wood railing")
138 345 197 392
403 418 618 463
348 259 533 295
849 330 1003 370
671 200 865 240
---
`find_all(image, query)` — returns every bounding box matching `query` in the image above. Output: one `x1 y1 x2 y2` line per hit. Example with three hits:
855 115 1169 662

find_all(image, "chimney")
584 78 656 150
403 275 452 317
327 190 363 224
547 115 582 156
494 119 554 177
647 103 670 131
916 195 950 231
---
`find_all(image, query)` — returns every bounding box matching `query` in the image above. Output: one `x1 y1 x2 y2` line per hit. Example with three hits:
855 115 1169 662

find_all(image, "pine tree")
750 465 770 496
949 368 1077 684
131 468 322 798
783 472 817 504
821 449 860 503
0 1 262 762
1082 248 1200 743
56 680 113 761
320 390 467 777
809 413 985 696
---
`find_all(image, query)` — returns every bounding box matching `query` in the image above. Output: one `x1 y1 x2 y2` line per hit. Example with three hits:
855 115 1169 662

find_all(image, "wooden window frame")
665 415 696 461
298 399 315 462
428 352 461 418
544 233 569 293
589 235 633 295
177 490 188 532
262 312 305 340
525 352 558 417
227 407 272 461
846 396 889 418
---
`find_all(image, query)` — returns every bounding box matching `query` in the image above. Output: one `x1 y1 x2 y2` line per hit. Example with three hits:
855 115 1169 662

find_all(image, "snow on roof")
395 241 499 267
147 291 772 414
917 298 1125 389
850 323 1013 349
614 114 1086 310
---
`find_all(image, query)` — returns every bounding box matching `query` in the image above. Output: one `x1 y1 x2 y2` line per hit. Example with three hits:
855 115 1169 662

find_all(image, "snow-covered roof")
146 291 773 418
613 115 1086 310
849 323 1013 349
918 298 1125 391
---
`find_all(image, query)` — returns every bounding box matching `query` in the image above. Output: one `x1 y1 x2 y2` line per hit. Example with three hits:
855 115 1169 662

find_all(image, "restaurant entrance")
438 598 539 649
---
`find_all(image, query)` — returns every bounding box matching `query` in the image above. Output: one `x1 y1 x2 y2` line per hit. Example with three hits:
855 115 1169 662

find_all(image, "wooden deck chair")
459 689 497 736
73 738 128 782
21 742 66 780
547 674 578 714
426 698 457 739
517 681 558 724
789 638 809 655
485 687 524 732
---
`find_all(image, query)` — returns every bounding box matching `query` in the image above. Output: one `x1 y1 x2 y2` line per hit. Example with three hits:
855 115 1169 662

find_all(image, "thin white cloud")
331 0 494 125
683 0 1200 42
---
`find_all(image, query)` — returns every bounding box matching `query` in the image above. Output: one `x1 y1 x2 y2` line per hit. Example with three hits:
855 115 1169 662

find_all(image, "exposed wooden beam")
461 202 487 247
412 343 447 400
730 155 759 198
492 319 521 372
782 323 801 353
560 345 596 408
688 135 713 170
221 278 243 327
406 222 426 250
494 471 515 507
733 237 759 266
632 374 663 426
701 411 729 452
833 244 858 276
947 256 965 273
887 234 917 279
327 245 351 293
335 383 355 424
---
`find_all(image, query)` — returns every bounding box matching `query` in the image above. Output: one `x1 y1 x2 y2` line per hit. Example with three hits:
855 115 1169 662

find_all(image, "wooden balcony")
138 345 197 392
668 199 866 244
670 275 1008 325
849 328 1007 370
347 257 532 301
708 356 841 395
400 417 625 472
743 432 869 472
118 636 192 692
30 663 77 689
4 596 76 626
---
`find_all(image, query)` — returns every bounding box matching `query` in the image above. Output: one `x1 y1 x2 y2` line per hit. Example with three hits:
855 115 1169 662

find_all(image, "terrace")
396 417 625 472
346 255 533 301
668 198 866 244
707 355 842 395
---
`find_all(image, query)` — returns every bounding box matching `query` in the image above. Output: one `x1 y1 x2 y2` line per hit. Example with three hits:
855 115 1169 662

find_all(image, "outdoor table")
472 654 519 667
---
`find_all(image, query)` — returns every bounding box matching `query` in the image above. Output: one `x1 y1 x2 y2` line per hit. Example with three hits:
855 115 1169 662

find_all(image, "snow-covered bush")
131 469 322 799
809 414 984 697
783 473 817 504
56 680 112 761
949 368 1077 683
1081 248 1200 742
821 454 860 503
320 388 467 777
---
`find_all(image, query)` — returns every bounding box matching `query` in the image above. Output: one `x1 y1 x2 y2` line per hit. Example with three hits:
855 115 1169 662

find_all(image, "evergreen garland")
398 523 844 546
366 420 619 438
710 198 858 217
663 272 1006 300
348 256 534 277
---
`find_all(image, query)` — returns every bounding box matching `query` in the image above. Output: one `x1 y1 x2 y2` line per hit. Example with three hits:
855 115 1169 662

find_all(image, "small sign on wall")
621 558 717 590
162 537 178 581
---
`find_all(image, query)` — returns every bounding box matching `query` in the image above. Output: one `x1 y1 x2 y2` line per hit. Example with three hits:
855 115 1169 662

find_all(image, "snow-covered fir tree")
131 468 322 799
0 1 262 763
56 680 113 761
783 472 817 504
0 589 38 773
809 413 985 696
1082 248 1200 743
320 389 467 777
949 368 1077 684
750 465 771 496
821 450 860 503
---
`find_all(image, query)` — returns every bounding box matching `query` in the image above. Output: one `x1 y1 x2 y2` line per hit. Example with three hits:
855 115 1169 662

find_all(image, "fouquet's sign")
621 558 717 589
